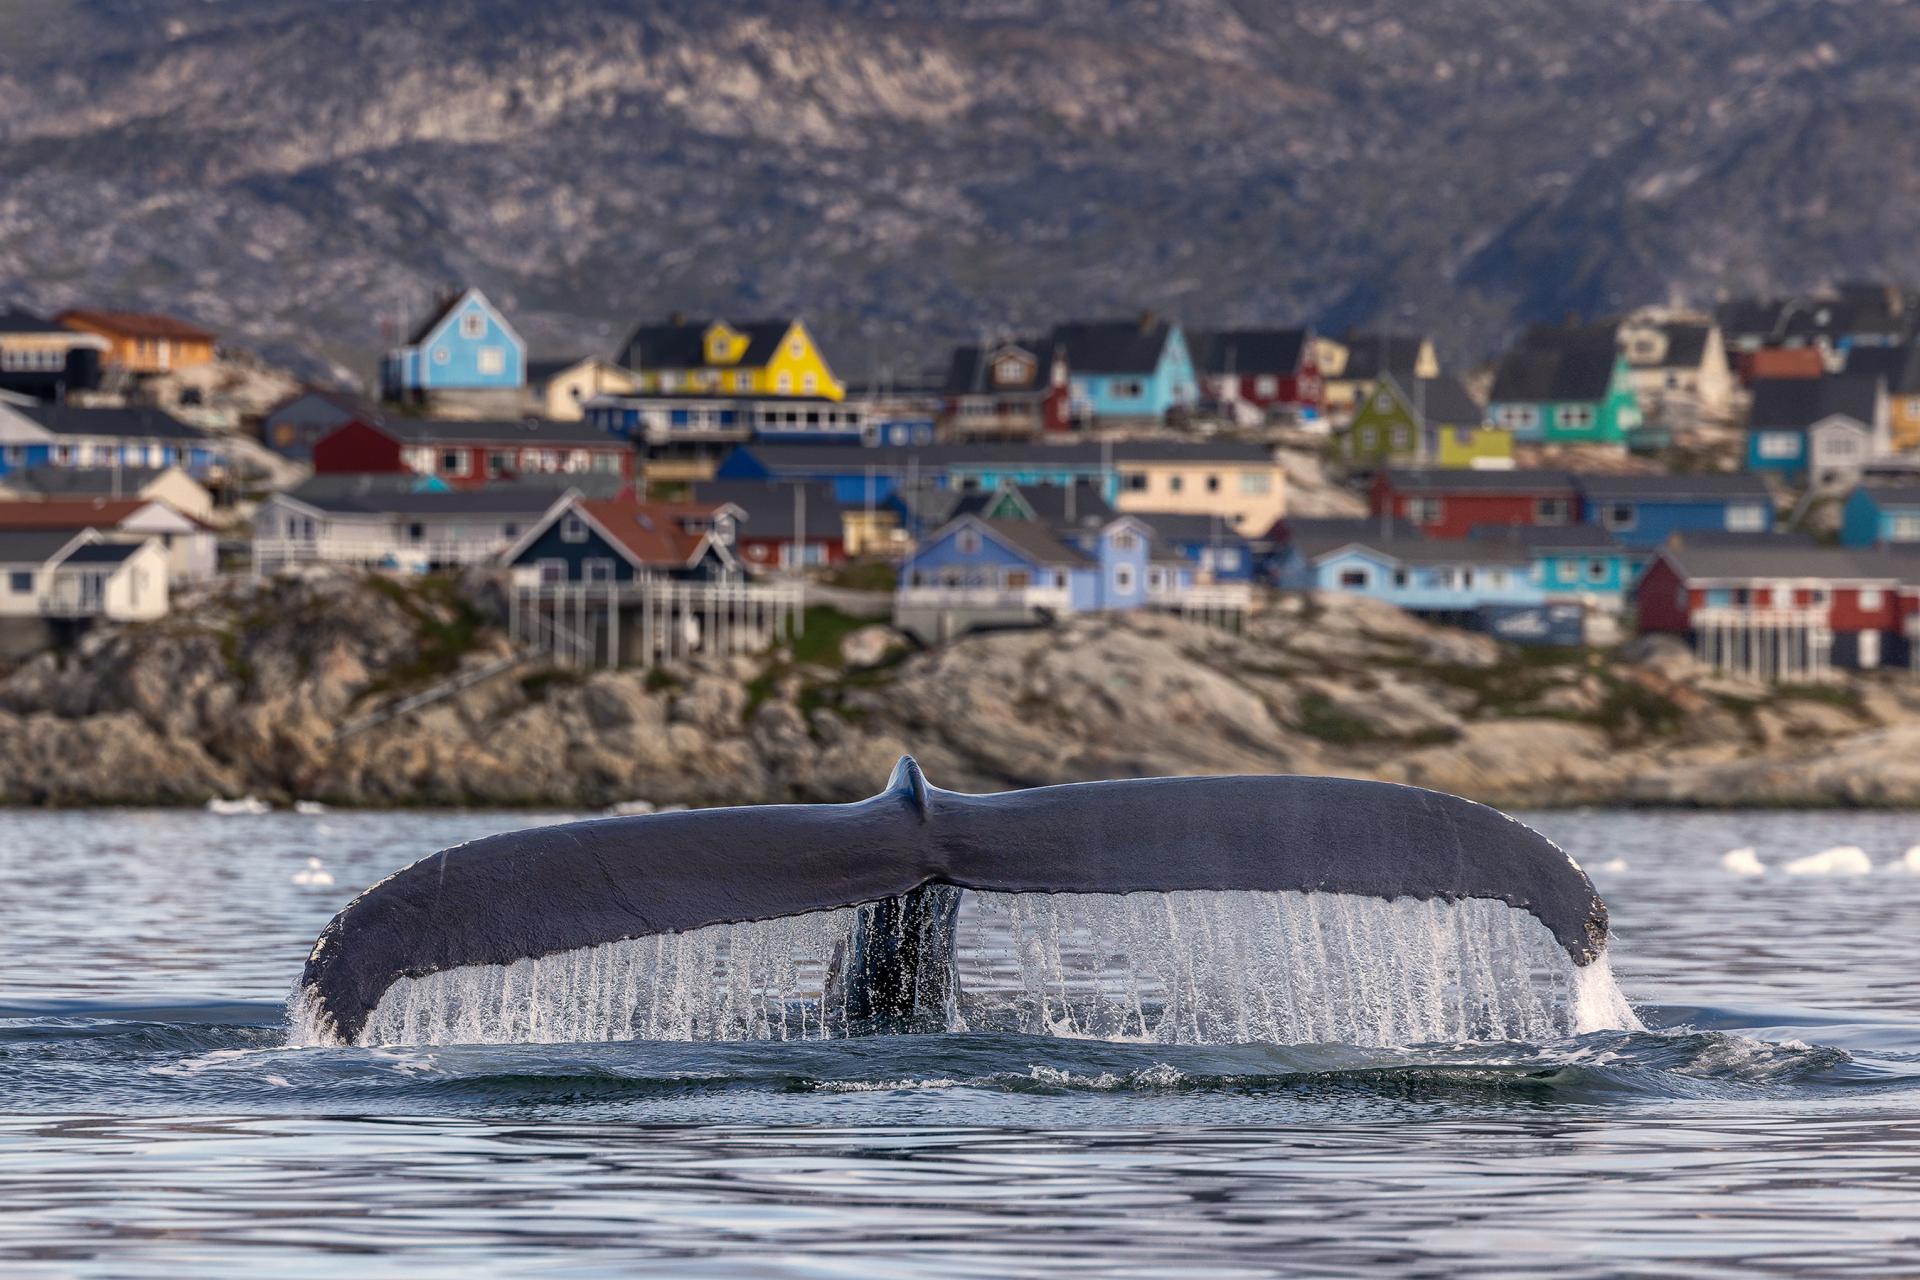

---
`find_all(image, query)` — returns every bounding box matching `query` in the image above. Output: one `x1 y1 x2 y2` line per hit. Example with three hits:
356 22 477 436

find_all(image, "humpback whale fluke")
293 760 1615 1047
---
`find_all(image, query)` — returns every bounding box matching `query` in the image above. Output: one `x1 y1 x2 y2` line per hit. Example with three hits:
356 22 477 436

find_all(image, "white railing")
1151 583 1254 610
895 585 1073 611
1692 605 1828 628
40 577 106 617
253 536 510 569
510 579 808 669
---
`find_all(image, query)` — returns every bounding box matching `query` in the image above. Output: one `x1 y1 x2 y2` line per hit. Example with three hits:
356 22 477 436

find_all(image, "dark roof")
1382 467 1575 495
1312 535 1534 568
1340 333 1428 381
622 319 795 369
690 481 843 540
1469 524 1628 554
1748 375 1880 430
60 541 143 565
1188 329 1309 377
0 529 82 562
376 417 615 446
0 465 173 497
735 440 1273 472
1657 323 1711 369
942 338 1057 395
1386 373 1483 427
1576 472 1771 502
265 388 377 424
1517 321 1622 354
1659 540 1908 582
403 292 479 346
282 483 567 518
525 356 598 383
1049 318 1176 375
972 517 1092 566
1842 344 1920 394
1663 530 1817 549
1133 512 1248 545
19 405 208 442
0 308 69 335
1490 346 1620 403
1272 515 1420 553
1010 480 1113 532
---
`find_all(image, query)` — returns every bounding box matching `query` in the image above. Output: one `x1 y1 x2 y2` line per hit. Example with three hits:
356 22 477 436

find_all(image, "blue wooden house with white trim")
0 403 225 481
1574 473 1775 548
1051 317 1199 424
382 288 526 400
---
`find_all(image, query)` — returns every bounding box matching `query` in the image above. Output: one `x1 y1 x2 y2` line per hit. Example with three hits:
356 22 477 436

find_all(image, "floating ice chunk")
604 799 656 817
207 796 270 816
1599 858 1629 873
1720 847 1765 876
292 857 335 887
1784 846 1872 877
294 800 329 815
1885 846 1920 874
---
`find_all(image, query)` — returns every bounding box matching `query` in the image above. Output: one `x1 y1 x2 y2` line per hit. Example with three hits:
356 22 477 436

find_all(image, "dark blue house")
0 403 224 481
1841 481 1920 548
502 496 740 585
1575 473 1774 548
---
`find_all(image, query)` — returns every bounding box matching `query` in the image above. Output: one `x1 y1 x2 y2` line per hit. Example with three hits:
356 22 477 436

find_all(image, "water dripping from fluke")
288 758 1635 1050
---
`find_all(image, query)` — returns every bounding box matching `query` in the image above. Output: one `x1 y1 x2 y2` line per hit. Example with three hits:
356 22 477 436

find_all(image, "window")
1824 432 1860 459
1756 432 1800 460
1110 530 1139 552
1112 563 1136 593
1497 405 1541 430
1861 587 1885 611
488 450 513 476
537 559 567 584
1205 474 1220 493
8 571 29 594
583 558 616 584
1168 475 1184 493
1110 380 1145 400
1893 514 1920 541
1725 504 1767 532
432 347 450 364
1391 568 1410 588
440 449 468 475
1603 502 1636 530
1255 376 1278 399
1557 561 1578 585
407 522 426 542
1536 498 1568 525
1338 568 1371 589
1360 427 1379 451
477 347 506 376
1391 428 1409 450
957 528 981 555
561 514 588 543
1808 587 1830 605
802 373 818 394
1557 405 1596 430
789 337 805 358
460 311 487 340
1147 566 1168 591
1407 497 1443 526
1240 473 1272 494
777 372 793 393
1586 558 1609 584
1120 472 1148 492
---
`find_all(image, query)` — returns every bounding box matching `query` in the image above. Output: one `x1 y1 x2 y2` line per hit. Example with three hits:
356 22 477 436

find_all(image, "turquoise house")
1052 318 1198 423
1471 525 1643 605
1488 337 1640 446
382 287 526 400
1841 482 1920 547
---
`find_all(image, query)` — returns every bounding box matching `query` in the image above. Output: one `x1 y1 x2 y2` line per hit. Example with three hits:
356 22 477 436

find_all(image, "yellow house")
1109 445 1287 533
1321 333 1440 420
528 356 637 421
618 316 844 401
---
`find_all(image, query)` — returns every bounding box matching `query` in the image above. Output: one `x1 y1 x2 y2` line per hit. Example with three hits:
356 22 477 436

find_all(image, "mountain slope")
3 0 1918 380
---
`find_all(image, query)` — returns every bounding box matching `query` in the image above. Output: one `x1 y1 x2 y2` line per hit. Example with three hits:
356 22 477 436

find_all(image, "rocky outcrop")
7 572 1920 808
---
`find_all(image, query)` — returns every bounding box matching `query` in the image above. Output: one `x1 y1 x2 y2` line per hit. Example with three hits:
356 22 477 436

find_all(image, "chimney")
670 310 687 327
1138 311 1157 334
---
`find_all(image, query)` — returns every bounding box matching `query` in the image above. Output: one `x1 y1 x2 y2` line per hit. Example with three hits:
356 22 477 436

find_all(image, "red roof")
579 500 727 567
0 497 211 530
57 308 216 343
1745 347 1826 381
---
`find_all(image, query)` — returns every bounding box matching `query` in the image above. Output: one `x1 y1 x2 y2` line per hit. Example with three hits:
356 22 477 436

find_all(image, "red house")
1637 538 1920 678
940 337 1073 438
690 480 847 569
1369 468 1580 539
1188 328 1322 424
312 418 635 491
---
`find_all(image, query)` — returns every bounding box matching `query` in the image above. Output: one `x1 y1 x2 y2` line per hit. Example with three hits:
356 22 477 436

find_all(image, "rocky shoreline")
6 573 1920 810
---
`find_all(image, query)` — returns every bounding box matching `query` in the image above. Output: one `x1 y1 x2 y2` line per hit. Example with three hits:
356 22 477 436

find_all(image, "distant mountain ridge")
4 0 1920 383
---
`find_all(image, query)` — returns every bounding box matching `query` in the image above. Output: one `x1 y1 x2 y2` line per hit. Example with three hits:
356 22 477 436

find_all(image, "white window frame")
560 513 589 544
1725 504 1767 533
1112 563 1136 593
583 557 616 584
956 528 981 555
1756 431 1800 460
459 311 487 340
477 347 506 376
1860 587 1885 611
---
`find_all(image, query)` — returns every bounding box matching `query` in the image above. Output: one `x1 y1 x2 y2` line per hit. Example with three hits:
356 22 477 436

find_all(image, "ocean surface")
4 806 1920 1276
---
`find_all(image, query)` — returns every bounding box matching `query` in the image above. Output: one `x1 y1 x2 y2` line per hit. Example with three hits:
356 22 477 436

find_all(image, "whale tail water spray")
290 759 1638 1048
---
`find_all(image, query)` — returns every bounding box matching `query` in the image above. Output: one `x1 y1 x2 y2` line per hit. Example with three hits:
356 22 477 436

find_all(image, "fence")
509 578 807 669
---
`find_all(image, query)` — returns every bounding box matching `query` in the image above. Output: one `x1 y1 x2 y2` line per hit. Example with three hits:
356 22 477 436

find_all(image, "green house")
1338 374 1510 470
1487 343 1641 446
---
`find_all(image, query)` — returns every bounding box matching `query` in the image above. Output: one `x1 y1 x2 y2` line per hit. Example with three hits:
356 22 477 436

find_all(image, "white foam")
291 856 334 887
1785 845 1872 877
207 796 271 816
1720 847 1765 877
1887 846 1920 874
292 889 1641 1050
1599 858 1629 873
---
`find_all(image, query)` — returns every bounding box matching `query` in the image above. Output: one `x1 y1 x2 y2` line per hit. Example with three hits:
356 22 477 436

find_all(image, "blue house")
1130 513 1255 582
382 288 526 400
1470 525 1643 606
1575 473 1775 548
1745 375 1886 486
1305 537 1543 614
1052 317 1199 423
0 403 225 481
1841 482 1920 547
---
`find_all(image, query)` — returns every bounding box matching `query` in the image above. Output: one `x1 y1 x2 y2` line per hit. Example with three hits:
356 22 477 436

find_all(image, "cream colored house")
1618 317 1734 425
529 357 638 422
1321 334 1441 419
1110 447 1287 533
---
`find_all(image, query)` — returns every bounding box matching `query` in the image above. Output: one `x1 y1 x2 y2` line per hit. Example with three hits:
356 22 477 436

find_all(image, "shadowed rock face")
6 0 1920 372
297 758 1608 1044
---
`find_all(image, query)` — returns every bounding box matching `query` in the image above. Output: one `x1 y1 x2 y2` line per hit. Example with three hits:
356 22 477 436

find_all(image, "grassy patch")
820 561 899 592
358 573 487 698
518 668 583 701
645 667 683 692
788 606 870 668
1773 683 1864 711
1291 693 1383 745
1590 676 1687 741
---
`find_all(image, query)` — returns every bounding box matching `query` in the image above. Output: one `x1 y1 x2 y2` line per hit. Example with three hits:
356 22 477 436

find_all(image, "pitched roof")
18 404 208 442
973 517 1092 566
1576 472 1771 502
375 417 615 446
1746 347 1827 380
690 481 843 540
0 308 72 336
1842 344 1920 394
1132 512 1249 545
56 309 214 342
0 529 84 563
1313 535 1535 568
1010 480 1113 532
0 498 148 529
0 465 172 497
1381 467 1575 494
281 484 566 518
1657 323 1711 369
1339 333 1429 381
622 318 796 369
1380 373 1483 427
265 387 377 422
1517 320 1623 353
1049 318 1176 375
59 541 144 565
1490 346 1620 403
1468 523 1628 554
1187 329 1309 376
579 500 724 567
1271 516 1421 558
1748 375 1880 430
942 338 1058 395
1658 540 1901 582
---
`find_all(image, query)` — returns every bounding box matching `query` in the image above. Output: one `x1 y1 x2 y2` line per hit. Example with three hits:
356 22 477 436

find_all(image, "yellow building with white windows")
618 316 844 401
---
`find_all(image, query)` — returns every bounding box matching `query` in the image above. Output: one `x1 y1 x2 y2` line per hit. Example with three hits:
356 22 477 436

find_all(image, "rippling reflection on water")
5 807 1920 1275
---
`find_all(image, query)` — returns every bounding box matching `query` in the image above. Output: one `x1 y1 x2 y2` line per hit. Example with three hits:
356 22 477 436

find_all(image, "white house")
254 483 572 573
0 529 169 621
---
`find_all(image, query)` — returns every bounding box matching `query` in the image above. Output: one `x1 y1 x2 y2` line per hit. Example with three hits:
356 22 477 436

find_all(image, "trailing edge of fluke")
296 757 1610 1045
